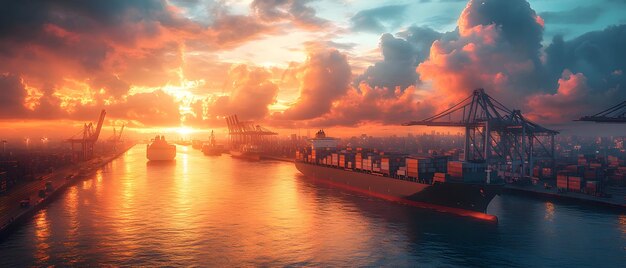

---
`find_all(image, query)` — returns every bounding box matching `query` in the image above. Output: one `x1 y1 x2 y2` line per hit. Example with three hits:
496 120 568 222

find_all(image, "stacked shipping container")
297 146 499 184
448 161 488 183
557 173 583 192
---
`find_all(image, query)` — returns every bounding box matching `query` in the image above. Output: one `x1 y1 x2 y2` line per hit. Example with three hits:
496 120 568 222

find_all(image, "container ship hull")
203 148 222 156
146 147 176 161
230 150 261 161
202 145 222 156
295 162 502 214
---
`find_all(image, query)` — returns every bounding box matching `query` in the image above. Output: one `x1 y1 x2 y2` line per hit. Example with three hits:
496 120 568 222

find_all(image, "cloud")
540 6 605 25
417 0 547 106
0 0 200 104
355 34 417 91
0 74 68 120
0 74 29 118
185 64 279 124
545 25 626 91
530 24 626 123
251 0 329 30
1 0 623 133
526 71 594 122
457 0 544 60
355 26 444 91
0 72 181 126
106 90 181 127
207 12 275 47
275 48 352 120
0 0 316 127
303 83 436 127
351 5 408 33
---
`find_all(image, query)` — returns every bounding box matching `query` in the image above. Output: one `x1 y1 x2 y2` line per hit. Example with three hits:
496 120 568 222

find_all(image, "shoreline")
0 143 135 238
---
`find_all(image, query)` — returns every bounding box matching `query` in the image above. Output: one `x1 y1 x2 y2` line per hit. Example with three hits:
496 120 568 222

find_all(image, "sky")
1 0 625 139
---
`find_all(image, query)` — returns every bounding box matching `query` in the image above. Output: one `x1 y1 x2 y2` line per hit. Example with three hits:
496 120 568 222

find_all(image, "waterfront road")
0 145 134 233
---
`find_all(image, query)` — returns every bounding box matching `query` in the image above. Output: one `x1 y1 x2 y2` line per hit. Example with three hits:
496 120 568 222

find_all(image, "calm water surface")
1 145 625 267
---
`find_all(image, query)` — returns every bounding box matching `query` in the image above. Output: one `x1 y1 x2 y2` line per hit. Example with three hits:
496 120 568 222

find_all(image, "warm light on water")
1 146 625 266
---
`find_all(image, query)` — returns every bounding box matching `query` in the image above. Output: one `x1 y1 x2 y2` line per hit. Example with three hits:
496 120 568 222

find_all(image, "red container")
568 176 582 191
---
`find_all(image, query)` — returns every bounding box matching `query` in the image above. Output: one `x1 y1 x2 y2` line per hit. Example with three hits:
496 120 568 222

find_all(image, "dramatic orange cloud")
0 0 624 137
275 48 352 120
418 0 546 109
304 83 435 127
208 64 279 120
526 71 592 122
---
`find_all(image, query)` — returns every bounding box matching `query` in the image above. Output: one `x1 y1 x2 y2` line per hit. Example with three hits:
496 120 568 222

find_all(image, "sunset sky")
1 0 625 139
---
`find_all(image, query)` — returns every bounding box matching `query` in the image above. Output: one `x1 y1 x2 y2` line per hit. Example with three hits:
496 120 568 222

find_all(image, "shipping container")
568 176 582 192
590 163 602 169
557 174 569 189
433 172 448 183
331 153 339 167
363 158 372 171
586 180 600 195
0 171 7 193
447 161 487 182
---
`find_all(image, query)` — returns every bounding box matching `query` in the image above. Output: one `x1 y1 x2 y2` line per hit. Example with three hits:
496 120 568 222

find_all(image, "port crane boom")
576 101 626 123
225 115 277 150
404 89 558 179
67 109 106 161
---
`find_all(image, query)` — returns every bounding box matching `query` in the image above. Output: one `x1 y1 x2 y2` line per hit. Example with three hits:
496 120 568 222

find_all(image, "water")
1 146 625 267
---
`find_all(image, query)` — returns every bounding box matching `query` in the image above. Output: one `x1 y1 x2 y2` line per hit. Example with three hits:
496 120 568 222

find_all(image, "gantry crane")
67 109 106 161
577 101 626 123
225 115 277 149
108 124 125 151
109 124 125 142
403 89 558 179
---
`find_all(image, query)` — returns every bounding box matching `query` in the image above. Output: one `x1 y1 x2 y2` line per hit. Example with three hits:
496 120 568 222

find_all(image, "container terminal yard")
0 110 134 237
206 90 626 212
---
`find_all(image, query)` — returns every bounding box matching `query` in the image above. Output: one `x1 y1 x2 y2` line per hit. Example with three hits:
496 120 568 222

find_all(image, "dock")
504 183 626 210
0 143 135 238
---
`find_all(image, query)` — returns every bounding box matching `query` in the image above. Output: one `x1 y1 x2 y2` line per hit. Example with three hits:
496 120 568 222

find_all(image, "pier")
504 183 626 210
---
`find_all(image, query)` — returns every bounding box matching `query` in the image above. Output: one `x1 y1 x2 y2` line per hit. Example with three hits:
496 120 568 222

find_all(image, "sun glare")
176 126 194 135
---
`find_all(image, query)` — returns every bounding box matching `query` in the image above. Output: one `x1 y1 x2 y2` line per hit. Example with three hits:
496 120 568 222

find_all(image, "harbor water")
0 145 625 267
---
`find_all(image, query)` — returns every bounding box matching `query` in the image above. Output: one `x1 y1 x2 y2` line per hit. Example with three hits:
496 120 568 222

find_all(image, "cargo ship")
202 131 223 156
230 144 261 161
192 140 203 150
295 130 503 219
146 135 176 161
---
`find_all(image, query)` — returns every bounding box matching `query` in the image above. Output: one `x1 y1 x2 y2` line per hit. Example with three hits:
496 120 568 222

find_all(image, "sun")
176 126 194 136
